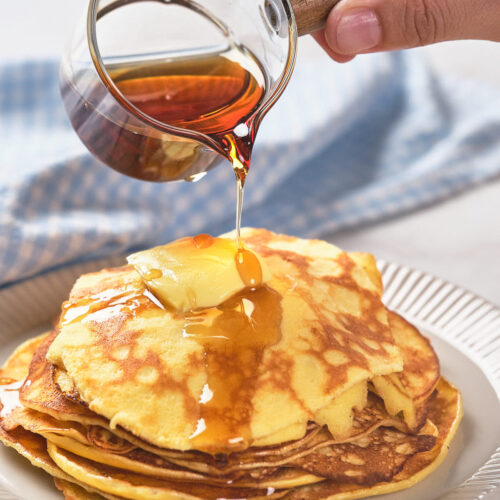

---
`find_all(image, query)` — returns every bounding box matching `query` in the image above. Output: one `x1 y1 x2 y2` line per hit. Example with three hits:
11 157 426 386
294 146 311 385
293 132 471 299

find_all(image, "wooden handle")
290 0 340 36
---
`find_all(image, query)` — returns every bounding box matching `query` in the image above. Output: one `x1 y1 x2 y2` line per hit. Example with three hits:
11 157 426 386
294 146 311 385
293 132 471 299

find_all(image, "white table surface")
0 1 499 310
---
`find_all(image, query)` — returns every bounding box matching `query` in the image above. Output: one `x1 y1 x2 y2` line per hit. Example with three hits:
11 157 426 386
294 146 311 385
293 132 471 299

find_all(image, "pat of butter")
127 235 272 312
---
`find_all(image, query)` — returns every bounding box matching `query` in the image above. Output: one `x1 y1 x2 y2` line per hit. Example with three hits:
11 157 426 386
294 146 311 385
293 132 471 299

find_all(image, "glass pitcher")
60 0 297 182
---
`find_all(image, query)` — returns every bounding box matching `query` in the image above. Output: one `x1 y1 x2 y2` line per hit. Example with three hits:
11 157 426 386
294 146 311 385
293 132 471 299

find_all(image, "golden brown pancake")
0 334 48 383
0 229 463 499
1 327 460 499
372 311 440 431
54 479 105 500
12 386 432 489
285 378 462 499
46 229 404 453
0 336 119 500
5 365 459 500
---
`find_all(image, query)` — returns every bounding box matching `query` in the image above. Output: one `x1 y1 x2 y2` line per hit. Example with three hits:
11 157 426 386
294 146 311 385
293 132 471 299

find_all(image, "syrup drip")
235 247 263 288
60 288 156 327
184 234 264 292
193 233 215 249
235 176 245 249
184 286 282 453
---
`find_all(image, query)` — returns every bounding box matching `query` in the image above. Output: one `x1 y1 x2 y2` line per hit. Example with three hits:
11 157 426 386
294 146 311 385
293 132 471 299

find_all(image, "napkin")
1 51 500 287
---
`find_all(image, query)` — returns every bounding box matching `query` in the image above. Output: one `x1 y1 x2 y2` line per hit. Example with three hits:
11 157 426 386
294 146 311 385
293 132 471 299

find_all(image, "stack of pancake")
0 228 462 499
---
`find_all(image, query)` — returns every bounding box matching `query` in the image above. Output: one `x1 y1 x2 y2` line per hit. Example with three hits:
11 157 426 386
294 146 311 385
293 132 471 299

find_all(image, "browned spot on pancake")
292 426 435 485
257 350 308 413
252 247 313 285
87 323 200 427
87 316 130 344
241 227 277 247
21 333 98 419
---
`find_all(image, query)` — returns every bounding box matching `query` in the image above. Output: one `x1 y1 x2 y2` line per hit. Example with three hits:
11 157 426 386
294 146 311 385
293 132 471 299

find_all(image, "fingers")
320 0 500 56
312 31 356 63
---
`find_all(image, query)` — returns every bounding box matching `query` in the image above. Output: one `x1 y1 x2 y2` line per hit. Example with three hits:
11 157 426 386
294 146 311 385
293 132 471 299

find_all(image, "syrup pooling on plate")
184 286 282 453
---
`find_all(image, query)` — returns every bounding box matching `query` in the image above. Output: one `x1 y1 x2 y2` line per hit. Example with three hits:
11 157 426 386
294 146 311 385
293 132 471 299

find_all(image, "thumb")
323 0 500 56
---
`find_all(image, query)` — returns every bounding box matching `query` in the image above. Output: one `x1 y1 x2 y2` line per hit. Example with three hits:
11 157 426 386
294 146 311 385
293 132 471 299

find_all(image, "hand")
314 0 500 62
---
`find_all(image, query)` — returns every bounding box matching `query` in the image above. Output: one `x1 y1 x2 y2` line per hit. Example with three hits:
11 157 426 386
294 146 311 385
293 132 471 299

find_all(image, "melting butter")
127 235 272 312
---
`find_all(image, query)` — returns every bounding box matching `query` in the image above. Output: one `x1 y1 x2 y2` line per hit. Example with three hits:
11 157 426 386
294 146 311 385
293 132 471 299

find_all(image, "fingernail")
336 9 381 54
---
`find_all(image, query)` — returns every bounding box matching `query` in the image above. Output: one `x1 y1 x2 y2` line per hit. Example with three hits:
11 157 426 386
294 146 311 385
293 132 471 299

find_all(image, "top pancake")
46 228 403 452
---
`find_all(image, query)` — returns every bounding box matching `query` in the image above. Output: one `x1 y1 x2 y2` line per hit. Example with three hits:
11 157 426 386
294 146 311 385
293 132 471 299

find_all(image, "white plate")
0 258 499 500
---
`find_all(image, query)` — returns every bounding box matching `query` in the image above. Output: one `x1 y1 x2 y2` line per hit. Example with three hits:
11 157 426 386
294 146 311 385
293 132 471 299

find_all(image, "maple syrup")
61 44 265 247
108 47 261 245
235 247 263 288
61 45 263 181
60 287 157 327
192 233 215 249
184 286 282 453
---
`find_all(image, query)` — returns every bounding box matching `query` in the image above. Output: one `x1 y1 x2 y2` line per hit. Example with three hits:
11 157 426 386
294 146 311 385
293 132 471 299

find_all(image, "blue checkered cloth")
1 51 500 287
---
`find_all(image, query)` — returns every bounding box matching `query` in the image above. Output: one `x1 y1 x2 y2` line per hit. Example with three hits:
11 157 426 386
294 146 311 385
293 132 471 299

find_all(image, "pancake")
4 353 460 500
43 392 451 500
13 332 438 492
0 334 48 384
12 387 427 487
285 378 462 499
0 335 120 500
54 479 105 500
21 304 440 460
372 311 440 431
46 229 403 452
0 228 463 499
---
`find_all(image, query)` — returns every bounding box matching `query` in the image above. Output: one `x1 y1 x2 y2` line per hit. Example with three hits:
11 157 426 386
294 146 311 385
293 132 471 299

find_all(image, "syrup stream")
235 176 244 248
